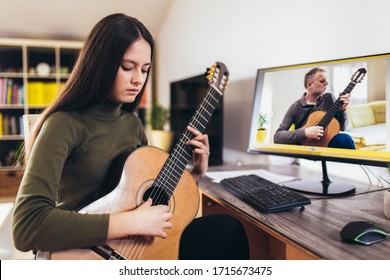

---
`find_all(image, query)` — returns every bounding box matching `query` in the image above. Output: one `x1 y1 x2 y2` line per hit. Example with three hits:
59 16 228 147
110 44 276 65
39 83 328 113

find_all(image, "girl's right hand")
133 198 173 238
108 198 173 240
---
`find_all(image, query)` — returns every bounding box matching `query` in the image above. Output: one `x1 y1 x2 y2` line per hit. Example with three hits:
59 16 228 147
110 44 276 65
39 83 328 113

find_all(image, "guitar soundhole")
143 186 170 206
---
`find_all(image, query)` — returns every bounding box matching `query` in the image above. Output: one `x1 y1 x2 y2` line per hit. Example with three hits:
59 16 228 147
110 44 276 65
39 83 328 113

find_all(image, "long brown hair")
24 13 154 163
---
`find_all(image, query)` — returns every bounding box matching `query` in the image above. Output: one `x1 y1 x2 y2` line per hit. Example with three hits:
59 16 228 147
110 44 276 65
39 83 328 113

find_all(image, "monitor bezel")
247 53 390 168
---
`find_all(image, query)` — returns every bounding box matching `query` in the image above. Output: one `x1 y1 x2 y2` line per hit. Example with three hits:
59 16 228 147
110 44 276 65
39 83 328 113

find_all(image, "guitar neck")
318 81 357 128
152 85 223 199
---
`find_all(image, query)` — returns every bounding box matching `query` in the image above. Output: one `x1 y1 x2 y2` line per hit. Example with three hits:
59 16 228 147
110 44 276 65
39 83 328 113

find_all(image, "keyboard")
220 174 311 213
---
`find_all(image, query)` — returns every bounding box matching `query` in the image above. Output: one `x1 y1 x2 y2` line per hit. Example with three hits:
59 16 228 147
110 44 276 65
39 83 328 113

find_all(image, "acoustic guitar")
302 68 366 147
36 62 229 260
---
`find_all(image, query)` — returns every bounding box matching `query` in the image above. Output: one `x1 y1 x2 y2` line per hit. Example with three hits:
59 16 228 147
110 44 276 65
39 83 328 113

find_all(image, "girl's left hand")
185 126 210 181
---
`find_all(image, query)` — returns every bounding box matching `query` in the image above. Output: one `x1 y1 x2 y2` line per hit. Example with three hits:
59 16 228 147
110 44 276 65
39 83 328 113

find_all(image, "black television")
247 53 390 195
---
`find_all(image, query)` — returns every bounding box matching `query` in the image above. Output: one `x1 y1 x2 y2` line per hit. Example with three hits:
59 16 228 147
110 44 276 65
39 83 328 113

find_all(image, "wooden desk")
0 169 22 202
199 164 390 260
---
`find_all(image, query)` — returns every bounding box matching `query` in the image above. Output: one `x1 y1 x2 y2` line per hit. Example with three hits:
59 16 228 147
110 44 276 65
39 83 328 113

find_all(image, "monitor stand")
282 160 356 196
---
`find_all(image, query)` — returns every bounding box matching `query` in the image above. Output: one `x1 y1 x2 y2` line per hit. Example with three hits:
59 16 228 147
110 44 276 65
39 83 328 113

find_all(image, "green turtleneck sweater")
12 101 148 252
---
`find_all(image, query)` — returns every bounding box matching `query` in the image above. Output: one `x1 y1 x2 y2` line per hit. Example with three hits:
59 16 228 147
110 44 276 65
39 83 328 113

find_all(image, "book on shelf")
0 112 3 136
0 78 24 105
2 113 10 135
10 115 18 135
0 113 22 136
27 81 57 105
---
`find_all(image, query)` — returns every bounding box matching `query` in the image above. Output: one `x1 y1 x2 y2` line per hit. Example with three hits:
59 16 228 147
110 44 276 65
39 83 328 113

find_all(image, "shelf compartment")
0 46 23 74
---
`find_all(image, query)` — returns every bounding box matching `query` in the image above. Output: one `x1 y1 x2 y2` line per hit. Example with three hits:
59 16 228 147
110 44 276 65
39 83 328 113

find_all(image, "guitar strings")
149 86 219 204
151 87 219 203
119 117 202 258
117 86 221 259
150 82 223 203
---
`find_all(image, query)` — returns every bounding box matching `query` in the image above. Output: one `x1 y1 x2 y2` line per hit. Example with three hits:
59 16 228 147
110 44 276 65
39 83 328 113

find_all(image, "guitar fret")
174 146 192 159
189 119 206 132
181 133 191 142
167 149 190 171
201 100 215 112
152 147 194 196
177 138 192 155
159 164 182 181
190 117 206 130
158 169 180 184
160 165 184 188
204 97 216 110
170 153 188 170
207 87 220 100
198 104 212 118
156 177 176 192
344 82 356 94
210 84 223 96
169 153 187 169
154 150 188 176
204 100 216 112
195 109 209 123
156 177 177 195
175 146 192 160
177 147 191 162
155 171 180 194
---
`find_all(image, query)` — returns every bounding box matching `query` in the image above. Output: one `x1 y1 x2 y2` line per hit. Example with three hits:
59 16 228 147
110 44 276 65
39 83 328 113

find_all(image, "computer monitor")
247 53 390 195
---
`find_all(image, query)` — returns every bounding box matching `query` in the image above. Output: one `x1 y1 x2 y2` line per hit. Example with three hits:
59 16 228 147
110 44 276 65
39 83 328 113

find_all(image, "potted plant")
149 102 174 151
150 103 169 130
256 112 268 142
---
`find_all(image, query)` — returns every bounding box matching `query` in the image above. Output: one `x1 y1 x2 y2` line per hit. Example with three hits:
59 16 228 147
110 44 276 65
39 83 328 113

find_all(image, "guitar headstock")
351 68 367 83
206 62 229 93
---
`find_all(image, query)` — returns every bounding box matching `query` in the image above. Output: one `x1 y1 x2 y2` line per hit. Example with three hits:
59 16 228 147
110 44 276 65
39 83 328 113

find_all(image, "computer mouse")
340 221 389 245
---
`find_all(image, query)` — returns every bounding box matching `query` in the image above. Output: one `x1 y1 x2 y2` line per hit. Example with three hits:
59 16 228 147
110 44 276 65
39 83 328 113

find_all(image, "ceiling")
0 0 174 40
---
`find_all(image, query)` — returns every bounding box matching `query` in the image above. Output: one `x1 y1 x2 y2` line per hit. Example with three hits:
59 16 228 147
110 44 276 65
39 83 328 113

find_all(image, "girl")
12 13 248 260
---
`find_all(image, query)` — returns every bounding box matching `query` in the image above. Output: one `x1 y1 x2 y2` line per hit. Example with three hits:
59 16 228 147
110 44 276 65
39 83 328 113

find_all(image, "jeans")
328 133 356 149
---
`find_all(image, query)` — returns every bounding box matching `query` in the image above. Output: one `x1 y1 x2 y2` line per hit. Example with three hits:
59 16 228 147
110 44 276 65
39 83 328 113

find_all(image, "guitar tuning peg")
206 69 215 81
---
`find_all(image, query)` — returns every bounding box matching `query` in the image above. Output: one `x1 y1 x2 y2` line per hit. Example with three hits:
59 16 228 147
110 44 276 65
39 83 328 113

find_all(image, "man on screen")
273 67 355 149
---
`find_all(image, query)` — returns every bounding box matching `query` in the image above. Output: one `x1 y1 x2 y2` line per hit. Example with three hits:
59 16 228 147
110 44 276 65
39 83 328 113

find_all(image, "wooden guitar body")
48 146 199 260
302 111 340 147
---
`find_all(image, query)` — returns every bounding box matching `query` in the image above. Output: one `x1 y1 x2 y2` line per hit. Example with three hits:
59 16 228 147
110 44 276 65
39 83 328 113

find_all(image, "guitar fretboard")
318 81 357 128
150 85 223 203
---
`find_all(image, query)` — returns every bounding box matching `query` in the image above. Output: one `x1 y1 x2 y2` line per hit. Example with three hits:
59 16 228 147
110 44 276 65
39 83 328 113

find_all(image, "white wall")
156 0 390 182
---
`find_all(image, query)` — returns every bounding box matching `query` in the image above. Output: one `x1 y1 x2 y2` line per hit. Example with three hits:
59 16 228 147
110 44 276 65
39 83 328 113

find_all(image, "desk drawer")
0 170 23 201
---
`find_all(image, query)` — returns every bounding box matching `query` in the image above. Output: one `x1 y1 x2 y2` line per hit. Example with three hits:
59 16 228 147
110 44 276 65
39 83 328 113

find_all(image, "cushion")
347 104 375 128
369 100 386 123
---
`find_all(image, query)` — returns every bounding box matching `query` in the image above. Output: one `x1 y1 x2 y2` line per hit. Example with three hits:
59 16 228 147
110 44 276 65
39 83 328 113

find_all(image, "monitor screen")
247 53 390 195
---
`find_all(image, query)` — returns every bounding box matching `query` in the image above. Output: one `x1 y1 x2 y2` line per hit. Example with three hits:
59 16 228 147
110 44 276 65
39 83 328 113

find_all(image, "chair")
22 114 41 153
